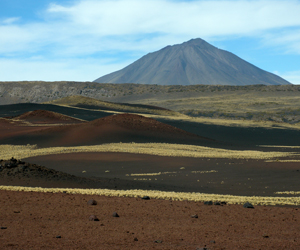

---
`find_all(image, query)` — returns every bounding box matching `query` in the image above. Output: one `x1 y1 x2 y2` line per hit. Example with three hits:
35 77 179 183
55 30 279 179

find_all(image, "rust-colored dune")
0 118 53 141
14 110 84 124
89 113 200 136
0 113 213 147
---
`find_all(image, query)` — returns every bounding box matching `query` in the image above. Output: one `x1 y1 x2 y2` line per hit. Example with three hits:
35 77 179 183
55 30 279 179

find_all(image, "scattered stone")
112 212 119 217
210 240 216 243
1 227 7 229
204 201 213 205
134 237 138 241
141 196 150 200
87 199 97 205
196 248 208 250
191 214 198 218
243 202 254 209
154 240 163 243
13 211 20 213
262 234 269 238
89 215 99 221
56 235 61 238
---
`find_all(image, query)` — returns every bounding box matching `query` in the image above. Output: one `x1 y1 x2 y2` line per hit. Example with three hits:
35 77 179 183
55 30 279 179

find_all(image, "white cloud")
0 58 130 81
279 70 300 85
262 29 300 54
1 17 20 24
47 0 300 36
1 0 300 81
1 0 300 56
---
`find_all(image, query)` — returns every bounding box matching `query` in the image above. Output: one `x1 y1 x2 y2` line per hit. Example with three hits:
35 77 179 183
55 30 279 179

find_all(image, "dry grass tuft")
275 191 300 195
1 143 298 160
1 185 299 206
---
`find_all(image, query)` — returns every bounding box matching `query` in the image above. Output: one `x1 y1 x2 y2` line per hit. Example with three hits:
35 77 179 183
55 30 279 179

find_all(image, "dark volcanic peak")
94 38 291 86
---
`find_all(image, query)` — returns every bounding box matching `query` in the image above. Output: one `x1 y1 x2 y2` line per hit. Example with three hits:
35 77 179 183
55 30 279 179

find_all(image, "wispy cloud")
0 0 300 81
1 17 20 24
2 0 300 55
279 70 300 85
0 57 131 81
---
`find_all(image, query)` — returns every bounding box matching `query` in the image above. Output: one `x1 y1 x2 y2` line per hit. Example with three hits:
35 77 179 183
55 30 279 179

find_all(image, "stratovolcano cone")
94 38 291 86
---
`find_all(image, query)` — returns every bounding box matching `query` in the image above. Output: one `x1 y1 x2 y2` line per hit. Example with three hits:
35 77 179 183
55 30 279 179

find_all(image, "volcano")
94 38 291 86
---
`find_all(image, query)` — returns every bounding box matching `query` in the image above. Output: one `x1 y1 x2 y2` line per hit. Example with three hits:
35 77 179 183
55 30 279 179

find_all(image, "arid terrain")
1 89 300 249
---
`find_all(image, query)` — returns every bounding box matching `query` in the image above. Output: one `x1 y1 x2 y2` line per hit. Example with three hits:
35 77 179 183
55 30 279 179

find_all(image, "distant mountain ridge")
94 38 291 86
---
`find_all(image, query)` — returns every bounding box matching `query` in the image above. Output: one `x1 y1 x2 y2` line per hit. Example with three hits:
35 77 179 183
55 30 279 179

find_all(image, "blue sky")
1 0 300 84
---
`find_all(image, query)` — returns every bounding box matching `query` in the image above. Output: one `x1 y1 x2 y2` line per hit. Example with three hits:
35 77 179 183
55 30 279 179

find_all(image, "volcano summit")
94 38 291 86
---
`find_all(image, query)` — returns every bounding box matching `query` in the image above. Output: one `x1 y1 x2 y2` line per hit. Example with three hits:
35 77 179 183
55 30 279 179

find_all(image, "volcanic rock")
243 202 254 209
89 215 99 221
112 212 119 217
87 199 97 205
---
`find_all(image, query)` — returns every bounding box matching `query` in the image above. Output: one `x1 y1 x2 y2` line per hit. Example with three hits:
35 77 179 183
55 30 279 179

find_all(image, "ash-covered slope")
94 38 291 86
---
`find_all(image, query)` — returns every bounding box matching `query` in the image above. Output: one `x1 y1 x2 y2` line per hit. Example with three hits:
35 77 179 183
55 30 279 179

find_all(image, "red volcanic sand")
15 110 83 124
0 118 53 140
1 113 211 147
0 190 299 249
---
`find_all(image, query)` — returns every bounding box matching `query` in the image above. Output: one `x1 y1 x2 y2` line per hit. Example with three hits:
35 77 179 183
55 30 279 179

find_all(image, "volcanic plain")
1 92 300 249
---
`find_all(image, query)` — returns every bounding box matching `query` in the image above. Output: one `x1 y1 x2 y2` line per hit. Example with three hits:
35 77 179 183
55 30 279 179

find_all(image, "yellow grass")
260 145 300 148
0 143 298 160
191 170 218 174
0 185 299 206
275 191 300 195
265 160 300 162
127 170 218 176
128 172 177 176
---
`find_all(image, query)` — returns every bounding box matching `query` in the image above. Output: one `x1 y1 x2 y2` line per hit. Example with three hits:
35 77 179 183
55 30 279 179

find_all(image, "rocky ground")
0 188 299 249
